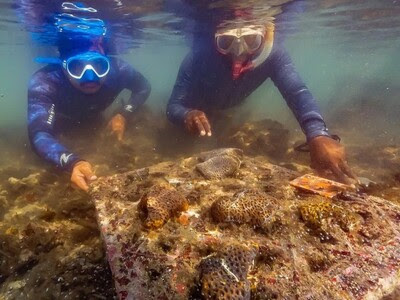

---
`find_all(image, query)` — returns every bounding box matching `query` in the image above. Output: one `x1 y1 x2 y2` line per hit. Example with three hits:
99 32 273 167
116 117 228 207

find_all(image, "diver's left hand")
108 113 126 142
309 135 357 185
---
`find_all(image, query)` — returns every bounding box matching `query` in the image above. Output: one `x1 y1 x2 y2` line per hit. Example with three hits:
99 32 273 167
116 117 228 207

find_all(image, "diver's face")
63 50 110 94
215 26 266 79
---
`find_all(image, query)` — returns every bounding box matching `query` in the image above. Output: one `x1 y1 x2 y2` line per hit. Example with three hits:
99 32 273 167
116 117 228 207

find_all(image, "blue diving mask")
35 51 110 81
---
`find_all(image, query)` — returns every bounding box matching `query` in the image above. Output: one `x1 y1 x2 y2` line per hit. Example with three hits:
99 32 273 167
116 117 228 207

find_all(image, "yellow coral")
299 200 361 232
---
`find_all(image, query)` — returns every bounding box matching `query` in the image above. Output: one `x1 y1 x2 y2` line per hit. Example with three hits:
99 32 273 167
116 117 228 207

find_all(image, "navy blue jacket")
28 58 150 172
167 45 329 140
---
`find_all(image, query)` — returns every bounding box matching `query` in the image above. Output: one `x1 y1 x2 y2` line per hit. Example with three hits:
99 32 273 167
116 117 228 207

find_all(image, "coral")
7 173 42 192
196 155 241 180
195 148 243 180
198 148 243 162
299 200 361 233
199 244 255 300
211 190 279 231
138 184 188 229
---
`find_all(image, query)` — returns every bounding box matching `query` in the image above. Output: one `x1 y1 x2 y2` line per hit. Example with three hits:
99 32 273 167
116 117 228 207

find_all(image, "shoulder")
28 65 64 97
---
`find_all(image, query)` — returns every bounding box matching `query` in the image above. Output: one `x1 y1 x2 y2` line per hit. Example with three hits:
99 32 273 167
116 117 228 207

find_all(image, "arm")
27 74 81 172
166 53 195 128
270 49 356 183
269 48 330 141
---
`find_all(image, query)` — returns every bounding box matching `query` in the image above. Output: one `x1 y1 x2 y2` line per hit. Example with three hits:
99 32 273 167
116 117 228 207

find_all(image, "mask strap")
34 57 62 64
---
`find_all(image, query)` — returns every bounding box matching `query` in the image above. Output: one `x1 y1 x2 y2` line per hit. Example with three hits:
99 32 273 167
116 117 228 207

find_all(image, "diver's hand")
309 136 357 184
184 110 212 137
71 161 97 192
108 113 126 142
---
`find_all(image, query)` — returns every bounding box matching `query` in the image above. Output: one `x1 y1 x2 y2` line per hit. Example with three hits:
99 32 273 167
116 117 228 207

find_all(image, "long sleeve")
166 53 194 127
269 48 330 140
27 72 81 172
118 62 151 118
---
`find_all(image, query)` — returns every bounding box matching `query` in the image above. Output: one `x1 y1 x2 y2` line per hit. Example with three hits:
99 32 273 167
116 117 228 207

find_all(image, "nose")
232 39 246 56
81 69 98 82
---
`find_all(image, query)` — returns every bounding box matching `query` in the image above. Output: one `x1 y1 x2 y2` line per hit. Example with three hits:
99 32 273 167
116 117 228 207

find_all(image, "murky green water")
0 0 400 299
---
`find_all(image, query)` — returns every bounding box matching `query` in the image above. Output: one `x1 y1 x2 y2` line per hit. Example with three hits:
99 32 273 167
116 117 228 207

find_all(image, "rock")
7 173 42 192
222 119 289 159
90 149 400 300
3 204 52 222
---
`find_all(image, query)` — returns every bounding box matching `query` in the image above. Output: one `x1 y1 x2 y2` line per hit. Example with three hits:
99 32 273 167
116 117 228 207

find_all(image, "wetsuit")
28 58 151 172
166 44 330 140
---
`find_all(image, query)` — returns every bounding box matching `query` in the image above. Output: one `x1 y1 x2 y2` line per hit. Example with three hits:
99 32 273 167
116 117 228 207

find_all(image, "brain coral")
211 190 279 231
199 244 256 300
196 155 241 180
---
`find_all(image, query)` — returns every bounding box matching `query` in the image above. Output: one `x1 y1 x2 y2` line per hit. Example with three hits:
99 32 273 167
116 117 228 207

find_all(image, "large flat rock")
90 149 400 300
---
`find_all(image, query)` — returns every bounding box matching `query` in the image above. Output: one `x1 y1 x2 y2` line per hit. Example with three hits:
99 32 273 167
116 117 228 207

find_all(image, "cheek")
69 77 81 88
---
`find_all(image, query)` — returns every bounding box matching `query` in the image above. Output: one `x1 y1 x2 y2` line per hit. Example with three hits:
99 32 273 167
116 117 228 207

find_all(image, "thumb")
80 164 97 181
117 128 124 142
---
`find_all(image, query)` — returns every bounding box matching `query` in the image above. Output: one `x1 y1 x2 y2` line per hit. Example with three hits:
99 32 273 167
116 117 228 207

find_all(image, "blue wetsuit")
166 44 330 140
28 58 151 172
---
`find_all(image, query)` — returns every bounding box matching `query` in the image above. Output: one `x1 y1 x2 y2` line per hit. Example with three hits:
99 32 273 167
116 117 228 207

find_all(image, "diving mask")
215 24 275 80
215 26 265 56
62 51 110 80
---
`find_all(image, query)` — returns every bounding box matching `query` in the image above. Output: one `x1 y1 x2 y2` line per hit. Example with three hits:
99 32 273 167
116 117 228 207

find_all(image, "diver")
28 37 151 191
166 21 356 184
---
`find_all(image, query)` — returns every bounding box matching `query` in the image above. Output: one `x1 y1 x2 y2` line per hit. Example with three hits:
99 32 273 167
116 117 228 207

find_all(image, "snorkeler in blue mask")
28 38 151 191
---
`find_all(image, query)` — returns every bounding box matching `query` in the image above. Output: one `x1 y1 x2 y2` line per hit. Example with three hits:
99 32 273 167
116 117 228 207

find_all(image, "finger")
194 117 206 136
339 161 357 180
72 174 89 192
330 164 352 185
199 115 212 136
117 129 124 142
81 165 97 181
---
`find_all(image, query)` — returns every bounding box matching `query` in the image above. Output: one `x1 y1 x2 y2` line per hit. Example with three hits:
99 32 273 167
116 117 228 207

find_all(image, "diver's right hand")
71 161 97 192
184 110 212 137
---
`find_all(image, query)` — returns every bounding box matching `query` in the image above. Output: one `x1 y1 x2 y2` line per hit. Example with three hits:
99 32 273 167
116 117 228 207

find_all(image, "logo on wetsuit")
60 153 73 167
47 104 55 125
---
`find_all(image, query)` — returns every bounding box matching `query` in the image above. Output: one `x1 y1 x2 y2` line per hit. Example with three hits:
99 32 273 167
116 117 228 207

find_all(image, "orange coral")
138 184 188 229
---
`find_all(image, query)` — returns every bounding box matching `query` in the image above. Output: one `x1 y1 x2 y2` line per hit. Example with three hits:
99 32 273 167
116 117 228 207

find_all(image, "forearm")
120 78 151 119
270 49 329 140
29 131 81 172
166 101 191 127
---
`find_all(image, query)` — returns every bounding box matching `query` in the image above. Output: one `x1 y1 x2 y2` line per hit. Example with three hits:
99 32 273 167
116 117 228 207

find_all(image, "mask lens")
216 35 235 52
91 57 109 76
67 59 86 77
243 34 263 52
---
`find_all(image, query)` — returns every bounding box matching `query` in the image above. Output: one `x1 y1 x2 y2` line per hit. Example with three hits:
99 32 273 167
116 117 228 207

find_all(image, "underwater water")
0 0 400 299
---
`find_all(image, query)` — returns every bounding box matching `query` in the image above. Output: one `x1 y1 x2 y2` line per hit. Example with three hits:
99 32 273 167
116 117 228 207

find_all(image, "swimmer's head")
59 37 109 94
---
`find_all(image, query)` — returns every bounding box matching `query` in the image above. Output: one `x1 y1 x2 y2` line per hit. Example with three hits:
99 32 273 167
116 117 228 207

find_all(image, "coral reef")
90 148 400 300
